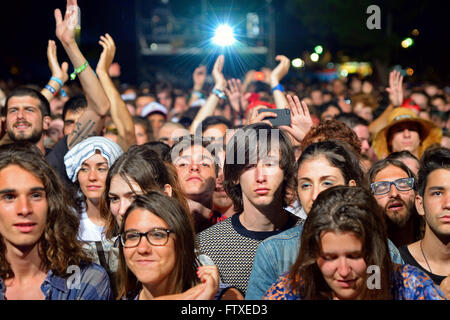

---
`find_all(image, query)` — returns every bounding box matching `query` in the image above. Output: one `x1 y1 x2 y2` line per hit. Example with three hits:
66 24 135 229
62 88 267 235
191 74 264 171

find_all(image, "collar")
41 269 69 294
0 269 69 300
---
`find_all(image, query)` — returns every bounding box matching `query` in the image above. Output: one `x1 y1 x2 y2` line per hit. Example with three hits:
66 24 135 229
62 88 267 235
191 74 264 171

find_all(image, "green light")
314 45 323 54
401 37 414 48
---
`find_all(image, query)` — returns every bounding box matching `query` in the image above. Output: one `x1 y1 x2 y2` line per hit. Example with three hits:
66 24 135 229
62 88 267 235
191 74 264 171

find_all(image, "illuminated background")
0 0 448 88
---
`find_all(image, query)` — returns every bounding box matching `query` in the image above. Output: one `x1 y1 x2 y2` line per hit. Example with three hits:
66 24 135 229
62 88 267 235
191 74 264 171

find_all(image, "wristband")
193 90 204 99
45 84 56 95
212 88 226 99
70 61 89 80
50 76 64 87
271 83 285 93
49 77 67 97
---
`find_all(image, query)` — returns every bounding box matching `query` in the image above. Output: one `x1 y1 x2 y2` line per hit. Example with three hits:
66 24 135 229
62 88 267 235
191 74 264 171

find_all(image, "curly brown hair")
300 119 362 157
0 144 91 279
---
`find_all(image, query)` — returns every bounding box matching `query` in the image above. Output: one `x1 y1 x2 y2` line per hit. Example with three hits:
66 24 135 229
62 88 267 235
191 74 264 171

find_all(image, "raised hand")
270 55 290 86
224 78 246 113
96 33 116 74
193 65 207 91
279 95 313 143
47 40 69 84
212 55 226 90
54 0 78 46
386 69 404 107
246 105 277 126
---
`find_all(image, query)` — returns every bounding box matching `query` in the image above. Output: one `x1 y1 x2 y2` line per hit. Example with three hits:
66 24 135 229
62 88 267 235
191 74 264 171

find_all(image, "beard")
383 196 414 227
8 123 43 144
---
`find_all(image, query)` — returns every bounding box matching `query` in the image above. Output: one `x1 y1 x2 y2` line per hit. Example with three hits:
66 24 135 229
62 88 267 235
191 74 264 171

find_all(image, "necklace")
420 240 433 274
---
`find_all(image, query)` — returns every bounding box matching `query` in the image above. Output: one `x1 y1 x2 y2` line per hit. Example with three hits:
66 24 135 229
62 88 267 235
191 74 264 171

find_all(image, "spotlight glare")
212 24 236 47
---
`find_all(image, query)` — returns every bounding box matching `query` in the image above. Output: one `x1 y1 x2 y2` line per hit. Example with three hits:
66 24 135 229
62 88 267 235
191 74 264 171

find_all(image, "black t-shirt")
45 135 74 189
398 245 446 285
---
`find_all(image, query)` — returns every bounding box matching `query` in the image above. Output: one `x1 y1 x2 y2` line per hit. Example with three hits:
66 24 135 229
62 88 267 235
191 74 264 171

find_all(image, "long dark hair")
115 191 198 299
100 147 190 239
0 144 91 279
297 140 366 187
223 123 297 212
288 186 393 300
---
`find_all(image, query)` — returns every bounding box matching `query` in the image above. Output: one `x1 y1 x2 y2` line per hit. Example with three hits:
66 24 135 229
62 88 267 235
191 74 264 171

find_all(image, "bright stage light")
212 24 236 47
292 58 304 68
310 53 319 62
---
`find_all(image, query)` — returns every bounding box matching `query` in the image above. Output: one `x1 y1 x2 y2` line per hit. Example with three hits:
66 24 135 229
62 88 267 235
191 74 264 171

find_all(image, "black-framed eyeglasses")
120 228 174 248
370 177 414 196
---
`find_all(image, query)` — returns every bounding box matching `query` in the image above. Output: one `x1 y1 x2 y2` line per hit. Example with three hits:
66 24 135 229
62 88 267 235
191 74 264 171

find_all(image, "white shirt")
77 209 106 242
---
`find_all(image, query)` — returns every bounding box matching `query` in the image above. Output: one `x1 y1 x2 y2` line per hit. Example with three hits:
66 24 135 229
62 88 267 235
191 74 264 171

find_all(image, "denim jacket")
0 263 112 300
245 224 405 300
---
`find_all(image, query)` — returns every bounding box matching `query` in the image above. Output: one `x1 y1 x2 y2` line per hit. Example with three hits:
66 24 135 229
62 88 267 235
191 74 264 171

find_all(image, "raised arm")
189 55 226 134
96 33 136 151
270 55 290 109
54 0 110 148
369 69 403 135
41 40 69 102
188 65 207 106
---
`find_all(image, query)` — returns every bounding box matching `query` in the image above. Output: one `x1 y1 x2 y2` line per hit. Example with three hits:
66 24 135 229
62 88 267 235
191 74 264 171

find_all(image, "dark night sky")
0 0 448 87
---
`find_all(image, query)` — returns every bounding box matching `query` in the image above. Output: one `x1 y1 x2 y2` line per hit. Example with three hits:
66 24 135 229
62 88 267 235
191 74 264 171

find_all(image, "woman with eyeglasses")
263 186 445 300
116 192 220 300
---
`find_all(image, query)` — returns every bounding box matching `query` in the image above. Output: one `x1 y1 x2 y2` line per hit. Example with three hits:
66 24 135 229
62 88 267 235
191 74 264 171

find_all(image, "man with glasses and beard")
368 158 423 247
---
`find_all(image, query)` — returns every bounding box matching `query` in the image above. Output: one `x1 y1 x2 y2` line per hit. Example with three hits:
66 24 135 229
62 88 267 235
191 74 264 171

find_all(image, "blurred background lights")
340 69 348 77
310 53 319 62
406 67 414 76
411 29 419 36
314 45 323 54
212 24 236 47
292 58 304 68
401 37 414 48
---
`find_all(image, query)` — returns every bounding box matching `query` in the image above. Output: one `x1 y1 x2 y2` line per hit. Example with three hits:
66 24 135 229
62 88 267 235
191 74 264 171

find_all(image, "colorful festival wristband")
70 61 89 80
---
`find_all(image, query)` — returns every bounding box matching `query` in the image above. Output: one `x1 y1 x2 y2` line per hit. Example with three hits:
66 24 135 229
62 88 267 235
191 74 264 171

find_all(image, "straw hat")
372 107 442 159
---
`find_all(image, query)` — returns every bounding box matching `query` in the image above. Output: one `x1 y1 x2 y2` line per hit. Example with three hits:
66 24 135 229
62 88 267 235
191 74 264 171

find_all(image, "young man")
399 147 450 297
196 123 300 295
171 136 223 232
368 158 423 247
3 88 52 155
0 144 111 299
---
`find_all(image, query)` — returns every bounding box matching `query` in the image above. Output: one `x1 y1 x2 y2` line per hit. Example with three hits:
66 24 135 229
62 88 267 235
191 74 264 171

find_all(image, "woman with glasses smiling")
116 192 242 300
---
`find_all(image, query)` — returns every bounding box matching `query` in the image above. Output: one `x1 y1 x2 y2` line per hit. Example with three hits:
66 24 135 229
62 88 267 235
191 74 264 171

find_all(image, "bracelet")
45 84 57 95
271 83 285 93
49 77 67 97
70 61 89 80
193 90 204 99
50 76 64 87
212 88 226 100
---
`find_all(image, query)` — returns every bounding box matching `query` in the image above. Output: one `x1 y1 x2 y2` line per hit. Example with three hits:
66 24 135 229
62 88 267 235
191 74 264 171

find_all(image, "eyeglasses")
120 228 174 248
370 177 414 196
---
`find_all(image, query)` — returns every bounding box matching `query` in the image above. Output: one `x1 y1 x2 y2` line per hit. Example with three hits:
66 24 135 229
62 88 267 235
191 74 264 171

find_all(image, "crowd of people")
0 0 448 300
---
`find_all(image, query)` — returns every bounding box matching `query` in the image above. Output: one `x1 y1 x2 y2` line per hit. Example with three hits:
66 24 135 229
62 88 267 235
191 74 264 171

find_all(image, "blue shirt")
246 224 405 300
0 263 112 300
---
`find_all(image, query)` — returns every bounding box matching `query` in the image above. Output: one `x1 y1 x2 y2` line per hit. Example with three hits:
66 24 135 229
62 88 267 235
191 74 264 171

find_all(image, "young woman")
100 145 189 240
64 136 123 241
263 186 446 300
116 192 219 300
246 140 370 299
